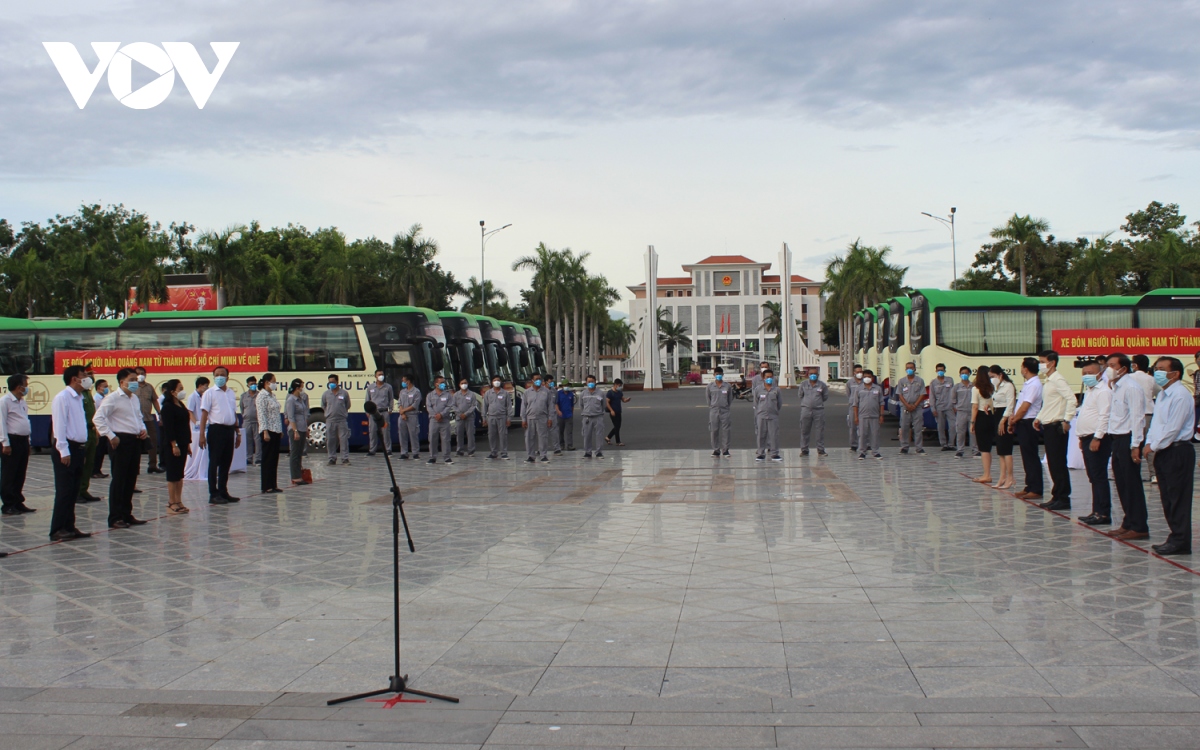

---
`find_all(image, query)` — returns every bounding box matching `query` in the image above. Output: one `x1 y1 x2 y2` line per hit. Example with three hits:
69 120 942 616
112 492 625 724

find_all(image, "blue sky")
5 1 1200 308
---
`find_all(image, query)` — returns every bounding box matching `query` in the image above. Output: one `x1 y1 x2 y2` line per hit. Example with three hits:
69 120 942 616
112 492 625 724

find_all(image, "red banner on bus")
54 348 269 374
1051 329 1200 355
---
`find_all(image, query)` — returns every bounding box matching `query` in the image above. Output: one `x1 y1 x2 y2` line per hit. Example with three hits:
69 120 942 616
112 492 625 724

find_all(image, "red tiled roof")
761 274 817 283
657 277 692 285
695 255 758 265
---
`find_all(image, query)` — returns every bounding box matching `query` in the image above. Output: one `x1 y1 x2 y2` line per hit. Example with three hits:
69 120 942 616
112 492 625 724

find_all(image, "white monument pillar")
777 243 796 387
644 245 663 390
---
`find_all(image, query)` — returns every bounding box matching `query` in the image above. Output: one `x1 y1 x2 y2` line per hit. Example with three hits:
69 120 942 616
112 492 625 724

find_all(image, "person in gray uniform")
321 374 352 465
580 376 607 459
425 375 453 464
365 370 395 456
896 362 926 454
854 370 885 460
953 366 974 457
847 364 863 452
750 360 768 442
929 363 957 451
798 370 829 456
754 369 783 461
522 375 552 463
483 378 512 459
452 379 477 456
546 378 560 454
241 376 261 466
707 367 733 458
396 375 421 460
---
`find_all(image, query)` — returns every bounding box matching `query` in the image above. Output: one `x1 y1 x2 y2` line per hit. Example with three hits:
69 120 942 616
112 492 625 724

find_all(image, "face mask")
136 374 146 383
327 382 337 390
1082 374 1098 388
990 377 1000 387
936 370 945 378
1038 362 1048 373
214 376 227 388
377 375 385 382
98 387 109 395
460 384 468 390
864 377 873 385
127 381 140 392
855 373 863 380
715 374 723 381
176 390 186 400
587 382 596 389
267 382 276 391
1106 367 1119 381
534 379 542 387
401 382 408 389
493 381 501 388
960 373 969 381
81 377 94 390
249 384 257 391
809 374 817 381
1154 371 1170 388
765 377 774 385
906 368 914 376
438 382 447 390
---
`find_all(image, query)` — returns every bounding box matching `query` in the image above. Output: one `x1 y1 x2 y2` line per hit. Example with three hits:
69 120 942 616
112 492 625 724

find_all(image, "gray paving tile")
774 724 1086 747
912 666 1059 697
485 723 776 747
529 667 666 697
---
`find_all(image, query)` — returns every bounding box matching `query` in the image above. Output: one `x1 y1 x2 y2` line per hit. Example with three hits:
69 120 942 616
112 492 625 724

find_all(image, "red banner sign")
55 348 269 374
1051 329 1200 355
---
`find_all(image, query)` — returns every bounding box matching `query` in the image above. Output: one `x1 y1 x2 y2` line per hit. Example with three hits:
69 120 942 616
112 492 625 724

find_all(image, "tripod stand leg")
400 686 460 704
326 687 394 706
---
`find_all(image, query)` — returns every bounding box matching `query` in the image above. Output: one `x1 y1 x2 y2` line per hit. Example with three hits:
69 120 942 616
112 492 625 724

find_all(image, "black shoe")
109 520 130 530
800 450 809 456
468 451 476 456
567 448 576 452
941 446 955 452
132 488 142 494
147 467 163 474
583 452 592 458
76 494 100 504
488 453 498 459
399 454 409 460
367 452 376 457
900 448 909 454
51 529 88 541
1 507 21 516
456 451 464 457
328 459 337 465
0 552 6 557
444 459 454 464
209 496 229 505
955 452 964 458
540 456 549 462
223 494 240 503
17 505 37 513
817 450 828 456
1078 513 1112 526
916 448 926 454
126 517 148 526
1041 500 1071 511
342 459 351 465
554 450 562 455
858 453 866 460
428 458 437 464
722 451 731 458
264 488 283 493
595 452 604 459
525 457 535 463
712 450 720 458
755 455 765 462
1152 543 1192 556
771 455 783 462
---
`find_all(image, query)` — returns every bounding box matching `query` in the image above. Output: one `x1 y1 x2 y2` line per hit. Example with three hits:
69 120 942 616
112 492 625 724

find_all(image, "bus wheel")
307 417 328 450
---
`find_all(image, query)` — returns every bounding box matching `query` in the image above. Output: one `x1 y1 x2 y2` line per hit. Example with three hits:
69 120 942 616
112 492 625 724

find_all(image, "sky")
5 0 1200 313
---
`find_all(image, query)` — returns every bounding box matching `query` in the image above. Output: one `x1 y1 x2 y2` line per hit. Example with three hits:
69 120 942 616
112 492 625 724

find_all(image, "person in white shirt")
1130 354 1160 484
1033 350 1077 511
1104 353 1148 540
0 374 34 516
989 365 1017 490
92 367 150 530
1075 359 1113 526
49 365 92 541
1010 357 1045 500
1143 357 1195 555
198 366 241 504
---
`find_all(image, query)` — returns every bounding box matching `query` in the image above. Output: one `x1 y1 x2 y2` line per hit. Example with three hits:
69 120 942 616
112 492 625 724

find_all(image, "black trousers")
1111 433 1148 533
0 434 30 510
207 424 236 498
1079 434 1112 517
108 432 141 526
1042 421 1071 502
606 412 622 442
1154 441 1195 549
260 431 282 491
1015 419 1043 495
49 441 85 537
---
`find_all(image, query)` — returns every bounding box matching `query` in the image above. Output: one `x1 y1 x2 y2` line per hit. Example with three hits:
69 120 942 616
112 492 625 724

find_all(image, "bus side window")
37 330 117 374
287 326 364 371
0 333 35 375
200 328 284 370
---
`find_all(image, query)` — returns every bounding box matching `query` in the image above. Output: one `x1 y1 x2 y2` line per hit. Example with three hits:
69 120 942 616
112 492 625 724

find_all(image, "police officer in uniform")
798 370 829 456
929 363 956 451
425 375 453 464
580 376 607 459
896 362 926 454
754 369 783 462
707 367 733 458
854 370 884 460
366 369 395 456
483 377 511 459
396 375 422 460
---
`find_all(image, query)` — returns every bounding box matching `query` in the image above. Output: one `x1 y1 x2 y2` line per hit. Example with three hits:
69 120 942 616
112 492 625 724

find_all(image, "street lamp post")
921 207 957 289
479 220 512 317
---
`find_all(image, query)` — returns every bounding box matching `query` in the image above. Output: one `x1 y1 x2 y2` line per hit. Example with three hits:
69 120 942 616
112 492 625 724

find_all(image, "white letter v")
163 42 239 109
43 42 120 109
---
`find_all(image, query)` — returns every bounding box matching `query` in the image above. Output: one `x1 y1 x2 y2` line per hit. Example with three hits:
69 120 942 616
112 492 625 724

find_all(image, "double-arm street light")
921 207 957 289
479 220 512 317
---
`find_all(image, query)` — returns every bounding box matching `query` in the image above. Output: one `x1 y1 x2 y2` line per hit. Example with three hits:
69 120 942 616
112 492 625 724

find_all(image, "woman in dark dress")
159 379 191 514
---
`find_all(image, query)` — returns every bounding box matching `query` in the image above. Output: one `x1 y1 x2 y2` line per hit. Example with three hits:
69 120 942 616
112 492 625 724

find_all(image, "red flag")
719 314 724 334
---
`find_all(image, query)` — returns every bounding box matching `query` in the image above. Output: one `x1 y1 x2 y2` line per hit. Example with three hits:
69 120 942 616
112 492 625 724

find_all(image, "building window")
801 287 808 296
715 304 740 334
666 290 673 297
696 339 712 353
801 304 808 314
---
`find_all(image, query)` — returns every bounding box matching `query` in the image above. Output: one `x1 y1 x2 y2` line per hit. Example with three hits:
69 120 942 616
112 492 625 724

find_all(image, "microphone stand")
327 405 458 706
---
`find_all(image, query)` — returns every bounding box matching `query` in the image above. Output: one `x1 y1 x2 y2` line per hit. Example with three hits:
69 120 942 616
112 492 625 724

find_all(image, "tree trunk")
543 291 553 376
1019 256 1027 296
408 286 416 306
558 313 566 381
82 295 88 321
573 301 581 382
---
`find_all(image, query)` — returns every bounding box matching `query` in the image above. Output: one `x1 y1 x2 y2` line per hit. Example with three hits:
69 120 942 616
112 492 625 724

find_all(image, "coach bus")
437 311 490 391
523 325 547 374
475 314 513 383
852 310 868 373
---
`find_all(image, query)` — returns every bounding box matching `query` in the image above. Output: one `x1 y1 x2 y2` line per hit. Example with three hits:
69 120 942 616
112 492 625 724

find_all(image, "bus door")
380 346 421 443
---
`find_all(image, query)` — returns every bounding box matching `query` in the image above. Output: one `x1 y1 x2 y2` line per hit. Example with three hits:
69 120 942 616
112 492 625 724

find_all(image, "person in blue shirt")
555 383 576 453
1143 356 1195 555
604 379 631 446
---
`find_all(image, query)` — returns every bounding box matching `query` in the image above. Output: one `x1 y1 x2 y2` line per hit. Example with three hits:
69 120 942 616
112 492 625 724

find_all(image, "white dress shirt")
1130 369 1158 416
1016 376 1043 420
1075 382 1112 439
200 386 239 425
51 387 88 454
1039 370 1077 424
0 392 31 446
1108 376 1146 437
92 389 146 439
1145 379 1194 452
992 380 1015 411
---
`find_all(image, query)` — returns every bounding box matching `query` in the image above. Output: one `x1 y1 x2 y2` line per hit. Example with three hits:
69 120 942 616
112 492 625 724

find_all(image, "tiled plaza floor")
1 446 1199 748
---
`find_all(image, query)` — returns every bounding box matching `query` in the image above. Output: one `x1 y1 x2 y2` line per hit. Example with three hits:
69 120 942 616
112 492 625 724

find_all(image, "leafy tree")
989 214 1050 296
459 276 507 314
1065 235 1125 296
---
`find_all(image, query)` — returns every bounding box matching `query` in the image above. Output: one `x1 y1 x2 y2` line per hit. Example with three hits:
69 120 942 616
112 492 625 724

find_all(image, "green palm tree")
759 300 784 343
196 225 247 308
513 242 564 374
823 239 907 365
1147 232 1200 289
658 317 690 356
1065 234 1124 296
605 318 635 353
121 236 170 310
318 232 362 305
263 255 300 304
387 223 439 306
990 214 1050 296
460 276 507 313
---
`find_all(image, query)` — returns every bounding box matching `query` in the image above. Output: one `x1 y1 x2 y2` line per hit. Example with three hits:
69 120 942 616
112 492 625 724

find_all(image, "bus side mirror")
432 348 445 372
496 348 509 367
473 349 485 370
520 351 530 368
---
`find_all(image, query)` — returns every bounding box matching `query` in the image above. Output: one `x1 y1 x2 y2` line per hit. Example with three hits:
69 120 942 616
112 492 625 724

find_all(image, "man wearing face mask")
930 363 956 452
453 379 477 457
133 367 163 475
93 367 151 529
1011 357 1045 500
754 369 783 462
847 364 864 452
1143 357 1195 555
1130 354 1160 485
853 369 884 460
198 366 241 504
483 377 512 459
555 380 576 454
546 378 561 454
396 375 422 460
896 362 926 455
1103 353 1148 540
953 367 974 457
707 367 733 458
798 369 829 457
366 370 395 457
1075 359 1113 526
426 375 453 464
0 373 34 516
580 375 607 459
1033 350 1075 512
750 360 769 443
321 374 352 465
49 366 93 541
76 364 104 504
522 374 553 463
240 376 261 467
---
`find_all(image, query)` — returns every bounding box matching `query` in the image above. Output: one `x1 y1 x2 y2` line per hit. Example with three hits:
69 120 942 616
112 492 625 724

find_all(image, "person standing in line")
184 378 209 478
896 362 926 455
798 370 829 456
452 379 477 457
1074 358 1113 526
482 377 512 460
285 379 310 485
969 366 997 484
1192 350 1200 435
91 379 110 480
754 369 783 462
240 376 261 467
580 375 607 459
1130 354 1160 485
366 370 395 457
1143 356 1195 555
0 374 34 516
847 364 863 452
546 377 561 454
854 370 885 460
952 366 973 457
256 373 284 493
707 367 733 458
48 365 93 541
604 378 630 446
1033 350 1076 512
76 364 104 504
158 379 191 514
198 366 241 505
396 375 421 460
750 360 769 443
1103 353 1148 540
989 365 1017 490
930 363 956 451
133 367 163 474
555 380 576 453
426 375 453 464
1011 357 1045 501
522 374 552 463
322 374 352 465
92 367 150 529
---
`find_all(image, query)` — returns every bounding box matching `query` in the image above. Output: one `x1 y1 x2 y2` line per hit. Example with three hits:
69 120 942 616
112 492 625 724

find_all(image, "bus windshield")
439 315 490 389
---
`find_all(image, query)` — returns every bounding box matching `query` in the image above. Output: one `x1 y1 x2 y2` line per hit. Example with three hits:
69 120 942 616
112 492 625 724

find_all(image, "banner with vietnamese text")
1051 329 1200 356
55 348 268 374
